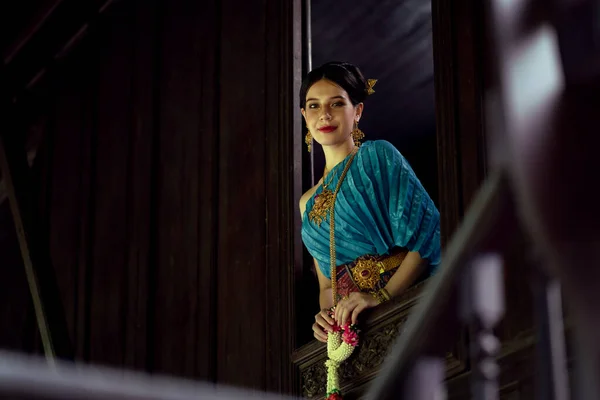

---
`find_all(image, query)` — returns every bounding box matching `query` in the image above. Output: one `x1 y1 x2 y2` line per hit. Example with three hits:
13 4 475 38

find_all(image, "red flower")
342 329 359 346
327 392 343 400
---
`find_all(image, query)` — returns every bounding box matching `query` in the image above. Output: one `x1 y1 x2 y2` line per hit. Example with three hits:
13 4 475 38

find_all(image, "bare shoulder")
299 183 321 221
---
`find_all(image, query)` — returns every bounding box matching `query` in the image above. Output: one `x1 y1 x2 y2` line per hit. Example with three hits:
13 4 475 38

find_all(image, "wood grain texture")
87 1 134 366
264 0 301 393
47 65 85 351
216 0 267 388
192 0 220 382
1 0 298 391
123 0 159 371
153 0 205 378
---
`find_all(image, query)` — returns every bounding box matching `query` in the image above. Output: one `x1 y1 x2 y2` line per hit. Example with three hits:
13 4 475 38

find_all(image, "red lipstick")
318 126 337 133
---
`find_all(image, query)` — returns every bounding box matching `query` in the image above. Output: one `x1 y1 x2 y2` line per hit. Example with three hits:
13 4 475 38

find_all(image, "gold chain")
322 167 336 189
330 148 359 307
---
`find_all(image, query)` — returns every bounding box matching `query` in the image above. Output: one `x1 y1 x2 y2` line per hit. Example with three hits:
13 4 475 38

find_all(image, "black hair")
299 61 369 108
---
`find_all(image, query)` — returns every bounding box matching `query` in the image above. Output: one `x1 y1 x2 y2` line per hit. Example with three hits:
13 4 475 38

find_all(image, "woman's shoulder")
361 140 402 159
358 140 408 170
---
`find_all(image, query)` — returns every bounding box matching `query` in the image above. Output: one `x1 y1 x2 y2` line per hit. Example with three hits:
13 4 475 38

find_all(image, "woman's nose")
319 109 332 120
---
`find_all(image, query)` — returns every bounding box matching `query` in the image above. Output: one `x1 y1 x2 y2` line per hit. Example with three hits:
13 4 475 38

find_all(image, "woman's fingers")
340 306 352 326
336 300 357 326
320 309 335 326
334 301 344 324
336 303 346 324
351 303 367 324
315 312 333 332
312 322 328 342
335 294 369 325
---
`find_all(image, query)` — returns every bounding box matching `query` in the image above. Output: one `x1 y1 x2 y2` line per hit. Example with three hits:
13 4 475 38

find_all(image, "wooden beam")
2 0 118 102
0 108 73 361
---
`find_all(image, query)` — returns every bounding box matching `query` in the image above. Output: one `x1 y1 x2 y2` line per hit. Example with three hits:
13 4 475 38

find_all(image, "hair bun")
299 61 370 107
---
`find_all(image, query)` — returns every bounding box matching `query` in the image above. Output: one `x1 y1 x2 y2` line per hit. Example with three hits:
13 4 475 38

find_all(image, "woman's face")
301 79 363 148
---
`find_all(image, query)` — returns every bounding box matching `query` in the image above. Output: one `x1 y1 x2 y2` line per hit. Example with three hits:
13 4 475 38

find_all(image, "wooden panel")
87 1 134 366
47 64 86 349
264 0 301 393
217 0 267 388
72 40 98 363
453 0 488 208
194 0 220 383
432 0 463 245
1 0 297 393
123 0 159 371
152 0 211 379
31 112 56 356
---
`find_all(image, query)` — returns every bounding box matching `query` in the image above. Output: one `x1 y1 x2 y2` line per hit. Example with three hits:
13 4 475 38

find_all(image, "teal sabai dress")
301 140 441 285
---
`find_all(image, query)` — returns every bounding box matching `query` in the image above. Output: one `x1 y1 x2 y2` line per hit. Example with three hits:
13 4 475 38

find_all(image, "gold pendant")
308 187 335 226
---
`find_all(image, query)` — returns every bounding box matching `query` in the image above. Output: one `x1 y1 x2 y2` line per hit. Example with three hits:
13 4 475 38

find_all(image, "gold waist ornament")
350 251 407 291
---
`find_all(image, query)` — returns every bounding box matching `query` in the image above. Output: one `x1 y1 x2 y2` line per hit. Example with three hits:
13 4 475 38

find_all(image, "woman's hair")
299 61 369 108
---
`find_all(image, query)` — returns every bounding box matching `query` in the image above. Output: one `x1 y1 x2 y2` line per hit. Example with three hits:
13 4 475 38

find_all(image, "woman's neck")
322 139 356 174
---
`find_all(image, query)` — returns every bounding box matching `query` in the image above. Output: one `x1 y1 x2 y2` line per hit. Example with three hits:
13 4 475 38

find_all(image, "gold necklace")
328 148 358 306
308 149 357 227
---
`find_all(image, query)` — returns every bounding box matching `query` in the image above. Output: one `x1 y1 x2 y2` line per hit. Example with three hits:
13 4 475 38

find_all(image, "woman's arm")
383 251 427 297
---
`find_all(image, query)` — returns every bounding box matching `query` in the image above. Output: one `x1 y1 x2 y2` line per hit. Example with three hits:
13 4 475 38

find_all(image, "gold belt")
350 250 407 291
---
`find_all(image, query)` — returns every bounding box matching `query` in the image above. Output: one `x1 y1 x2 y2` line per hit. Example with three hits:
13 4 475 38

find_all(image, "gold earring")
305 131 313 153
351 122 365 147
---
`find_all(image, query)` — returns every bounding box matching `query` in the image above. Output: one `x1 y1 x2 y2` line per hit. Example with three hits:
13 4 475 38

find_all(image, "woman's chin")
314 136 349 148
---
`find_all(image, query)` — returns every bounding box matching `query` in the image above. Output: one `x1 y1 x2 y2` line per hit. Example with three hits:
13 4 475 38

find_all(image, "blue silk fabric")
301 140 441 279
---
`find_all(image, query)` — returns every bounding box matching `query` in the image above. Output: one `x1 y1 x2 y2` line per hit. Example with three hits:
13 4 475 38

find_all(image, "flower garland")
325 309 360 400
322 148 361 400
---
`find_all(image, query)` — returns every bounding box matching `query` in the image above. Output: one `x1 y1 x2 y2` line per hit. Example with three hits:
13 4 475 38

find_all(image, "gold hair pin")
366 79 377 95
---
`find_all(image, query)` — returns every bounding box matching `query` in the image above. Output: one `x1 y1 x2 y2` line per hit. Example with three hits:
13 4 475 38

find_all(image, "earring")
305 131 313 153
351 122 365 147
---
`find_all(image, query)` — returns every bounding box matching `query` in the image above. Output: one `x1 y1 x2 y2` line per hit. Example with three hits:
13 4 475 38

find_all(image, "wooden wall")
0 0 299 393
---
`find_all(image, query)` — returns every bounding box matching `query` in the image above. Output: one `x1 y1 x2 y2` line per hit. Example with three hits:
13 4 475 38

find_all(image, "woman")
299 61 441 344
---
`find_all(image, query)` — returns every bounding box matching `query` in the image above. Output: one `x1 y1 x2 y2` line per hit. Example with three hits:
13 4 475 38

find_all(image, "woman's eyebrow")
306 95 346 102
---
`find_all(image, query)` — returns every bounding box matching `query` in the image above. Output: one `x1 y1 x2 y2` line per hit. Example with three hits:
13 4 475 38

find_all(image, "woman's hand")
334 292 379 326
312 309 335 343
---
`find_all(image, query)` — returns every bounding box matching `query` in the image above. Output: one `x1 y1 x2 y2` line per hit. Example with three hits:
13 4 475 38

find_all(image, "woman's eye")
308 104 319 109
332 102 344 107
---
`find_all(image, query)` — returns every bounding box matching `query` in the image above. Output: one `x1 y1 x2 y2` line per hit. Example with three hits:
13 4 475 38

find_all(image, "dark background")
310 0 438 204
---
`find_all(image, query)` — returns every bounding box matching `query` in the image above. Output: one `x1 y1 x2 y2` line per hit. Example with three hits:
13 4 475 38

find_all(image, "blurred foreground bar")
0 350 296 400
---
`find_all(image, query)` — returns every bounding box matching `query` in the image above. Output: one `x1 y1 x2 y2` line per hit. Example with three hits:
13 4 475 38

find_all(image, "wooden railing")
292 277 468 399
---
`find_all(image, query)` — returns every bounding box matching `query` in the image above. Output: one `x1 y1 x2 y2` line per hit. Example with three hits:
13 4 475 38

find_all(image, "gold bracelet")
379 288 392 302
371 288 392 304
